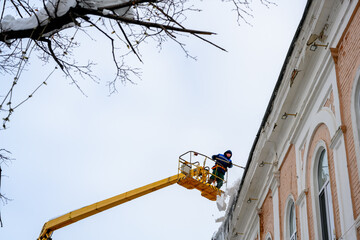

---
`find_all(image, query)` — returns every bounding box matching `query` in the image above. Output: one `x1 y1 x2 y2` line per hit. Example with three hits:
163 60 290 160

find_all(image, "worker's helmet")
224 150 232 158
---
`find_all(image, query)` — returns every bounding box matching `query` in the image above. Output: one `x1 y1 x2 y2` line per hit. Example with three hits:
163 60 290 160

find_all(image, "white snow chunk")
1 14 39 31
102 9 112 15
1 15 16 31
212 230 225 240
1 0 134 33
213 179 242 240
226 179 240 197
113 7 133 18
83 0 133 17
215 216 225 223
0 0 76 32
216 193 227 212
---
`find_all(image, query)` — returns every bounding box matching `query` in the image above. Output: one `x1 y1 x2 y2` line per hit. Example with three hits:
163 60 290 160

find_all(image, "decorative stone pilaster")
271 170 281 240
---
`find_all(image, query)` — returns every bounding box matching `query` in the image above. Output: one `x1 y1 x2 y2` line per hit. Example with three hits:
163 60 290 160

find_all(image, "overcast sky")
0 0 307 239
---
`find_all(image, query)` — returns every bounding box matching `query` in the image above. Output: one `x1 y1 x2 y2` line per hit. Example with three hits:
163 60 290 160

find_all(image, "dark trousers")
209 168 225 188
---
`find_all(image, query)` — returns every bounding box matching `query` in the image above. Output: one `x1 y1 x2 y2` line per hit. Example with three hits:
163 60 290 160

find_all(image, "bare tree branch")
0 0 277 129
0 149 13 225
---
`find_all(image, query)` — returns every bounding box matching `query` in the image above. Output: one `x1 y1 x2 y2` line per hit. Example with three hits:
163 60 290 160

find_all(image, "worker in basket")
207 150 233 189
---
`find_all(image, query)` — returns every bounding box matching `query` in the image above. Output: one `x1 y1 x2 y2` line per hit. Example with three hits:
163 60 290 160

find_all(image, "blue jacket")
212 151 233 174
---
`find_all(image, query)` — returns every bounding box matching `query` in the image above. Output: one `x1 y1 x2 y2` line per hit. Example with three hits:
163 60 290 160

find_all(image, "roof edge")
213 0 314 238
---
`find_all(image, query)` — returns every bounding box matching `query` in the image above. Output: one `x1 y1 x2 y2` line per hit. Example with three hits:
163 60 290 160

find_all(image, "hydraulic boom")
38 173 185 240
38 151 225 240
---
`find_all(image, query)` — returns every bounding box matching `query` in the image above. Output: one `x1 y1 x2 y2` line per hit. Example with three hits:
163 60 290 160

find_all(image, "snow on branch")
0 1 215 42
0 0 219 86
0 0 276 130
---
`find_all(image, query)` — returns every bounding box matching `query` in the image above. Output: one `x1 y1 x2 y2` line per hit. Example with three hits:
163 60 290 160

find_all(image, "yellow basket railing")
177 151 228 189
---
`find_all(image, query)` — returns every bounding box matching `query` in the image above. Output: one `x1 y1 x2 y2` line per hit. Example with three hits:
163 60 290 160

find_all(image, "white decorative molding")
356 215 360 229
351 65 360 181
331 133 357 240
256 207 262 215
272 184 281 240
296 188 309 206
270 171 280 195
330 125 346 149
243 214 260 240
298 192 310 240
320 87 335 115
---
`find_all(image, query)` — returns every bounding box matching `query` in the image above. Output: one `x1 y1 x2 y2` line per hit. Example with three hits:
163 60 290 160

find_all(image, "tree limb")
0 5 215 43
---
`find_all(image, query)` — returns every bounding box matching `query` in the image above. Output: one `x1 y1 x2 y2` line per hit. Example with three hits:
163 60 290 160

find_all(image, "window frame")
289 201 297 240
265 232 272 240
351 66 360 177
315 147 335 240
284 195 297 240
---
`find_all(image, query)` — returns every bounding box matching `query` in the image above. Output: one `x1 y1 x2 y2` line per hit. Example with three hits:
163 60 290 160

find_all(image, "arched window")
317 149 334 240
352 67 360 178
289 201 297 240
265 232 272 240
357 83 360 140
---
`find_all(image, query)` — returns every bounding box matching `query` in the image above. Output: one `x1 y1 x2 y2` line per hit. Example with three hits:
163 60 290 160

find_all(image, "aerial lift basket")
177 151 224 201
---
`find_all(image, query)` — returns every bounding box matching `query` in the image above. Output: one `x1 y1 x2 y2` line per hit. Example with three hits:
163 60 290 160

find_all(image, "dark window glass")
318 150 329 190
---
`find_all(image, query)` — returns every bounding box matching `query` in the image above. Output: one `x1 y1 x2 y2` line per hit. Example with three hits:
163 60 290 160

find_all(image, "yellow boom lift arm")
38 151 224 240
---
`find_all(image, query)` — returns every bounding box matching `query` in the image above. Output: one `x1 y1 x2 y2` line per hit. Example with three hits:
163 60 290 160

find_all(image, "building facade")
214 0 360 239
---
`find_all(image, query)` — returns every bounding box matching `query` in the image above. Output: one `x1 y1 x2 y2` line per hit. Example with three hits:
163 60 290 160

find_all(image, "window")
358 86 360 136
289 201 297 240
317 149 334 240
352 68 360 179
285 197 297 240
265 232 272 240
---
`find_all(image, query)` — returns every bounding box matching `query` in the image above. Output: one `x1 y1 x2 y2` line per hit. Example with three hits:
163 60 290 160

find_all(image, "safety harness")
212 164 227 171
